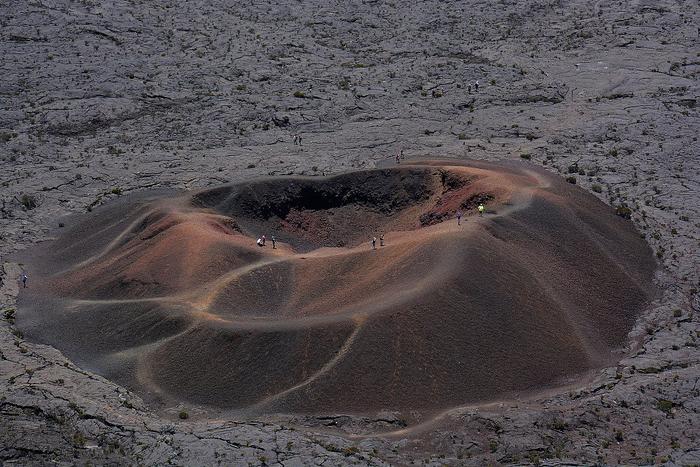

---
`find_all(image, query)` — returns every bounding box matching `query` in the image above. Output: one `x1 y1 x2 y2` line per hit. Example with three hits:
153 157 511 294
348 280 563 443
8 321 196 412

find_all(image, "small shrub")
178 410 189 420
550 418 569 430
656 399 674 414
608 148 618 157
73 432 86 447
20 194 37 210
520 153 531 160
3 308 16 323
488 439 498 453
566 176 576 184
342 446 359 456
107 146 123 156
110 187 122 195
458 132 466 140
615 430 624 442
0 131 18 142
592 184 603 193
673 309 682 318
293 90 305 98
615 205 632 219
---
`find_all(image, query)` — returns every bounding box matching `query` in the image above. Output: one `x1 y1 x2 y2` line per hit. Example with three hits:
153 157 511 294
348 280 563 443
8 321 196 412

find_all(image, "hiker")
20 272 28 288
395 152 400 164
380 234 385 247
271 235 276 249
298 135 303 146
456 210 463 225
478 203 485 217
475 80 479 92
261 234 266 246
467 84 471 94
257 237 264 247
372 237 377 250
400 149 405 160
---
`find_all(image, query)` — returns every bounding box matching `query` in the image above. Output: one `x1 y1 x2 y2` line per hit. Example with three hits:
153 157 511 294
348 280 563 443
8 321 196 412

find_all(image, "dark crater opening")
193 168 470 249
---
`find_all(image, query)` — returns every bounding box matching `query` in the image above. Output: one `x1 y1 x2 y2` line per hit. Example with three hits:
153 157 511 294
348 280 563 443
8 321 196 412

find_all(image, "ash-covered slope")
16 160 656 414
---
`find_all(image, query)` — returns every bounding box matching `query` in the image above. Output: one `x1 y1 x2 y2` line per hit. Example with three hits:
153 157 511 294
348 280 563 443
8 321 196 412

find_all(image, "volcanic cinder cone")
17 160 657 414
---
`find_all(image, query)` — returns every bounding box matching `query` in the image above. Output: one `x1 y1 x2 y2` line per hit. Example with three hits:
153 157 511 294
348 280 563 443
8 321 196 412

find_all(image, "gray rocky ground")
1 0 698 465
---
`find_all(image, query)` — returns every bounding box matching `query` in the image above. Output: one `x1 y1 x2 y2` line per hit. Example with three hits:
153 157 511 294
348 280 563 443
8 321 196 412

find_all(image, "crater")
16 160 657 415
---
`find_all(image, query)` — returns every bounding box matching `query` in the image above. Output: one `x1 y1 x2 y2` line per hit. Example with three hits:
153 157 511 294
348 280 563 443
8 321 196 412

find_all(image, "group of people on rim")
372 203 485 249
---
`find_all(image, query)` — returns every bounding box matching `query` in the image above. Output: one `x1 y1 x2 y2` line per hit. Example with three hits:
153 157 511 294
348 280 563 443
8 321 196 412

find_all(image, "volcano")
17 160 657 414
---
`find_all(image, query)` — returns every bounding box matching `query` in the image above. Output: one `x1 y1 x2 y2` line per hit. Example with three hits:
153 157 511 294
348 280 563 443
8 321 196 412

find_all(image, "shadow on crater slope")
17 160 657 415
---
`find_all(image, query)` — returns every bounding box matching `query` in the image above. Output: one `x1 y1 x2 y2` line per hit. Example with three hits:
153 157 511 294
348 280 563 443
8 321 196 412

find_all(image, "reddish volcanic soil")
16 160 657 415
